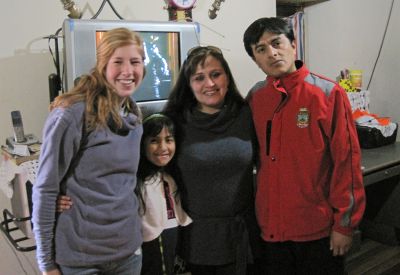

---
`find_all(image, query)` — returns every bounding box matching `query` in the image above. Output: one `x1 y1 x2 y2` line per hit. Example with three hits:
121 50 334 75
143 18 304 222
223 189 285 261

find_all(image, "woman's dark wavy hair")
163 46 245 125
162 47 245 210
134 114 179 214
243 17 295 59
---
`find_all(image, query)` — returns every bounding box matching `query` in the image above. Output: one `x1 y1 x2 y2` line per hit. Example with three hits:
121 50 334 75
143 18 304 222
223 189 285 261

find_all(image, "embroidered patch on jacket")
297 108 310 128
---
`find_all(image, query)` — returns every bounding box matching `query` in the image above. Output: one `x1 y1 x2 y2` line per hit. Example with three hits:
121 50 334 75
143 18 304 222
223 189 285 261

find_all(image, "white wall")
0 1 275 273
0 0 275 146
305 0 400 139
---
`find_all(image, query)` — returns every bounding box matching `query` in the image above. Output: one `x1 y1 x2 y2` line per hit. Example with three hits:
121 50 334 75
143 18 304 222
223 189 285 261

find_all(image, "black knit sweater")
175 104 259 270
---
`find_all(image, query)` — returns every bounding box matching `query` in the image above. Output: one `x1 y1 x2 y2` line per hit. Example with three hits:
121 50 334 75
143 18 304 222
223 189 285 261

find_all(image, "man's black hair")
243 17 295 58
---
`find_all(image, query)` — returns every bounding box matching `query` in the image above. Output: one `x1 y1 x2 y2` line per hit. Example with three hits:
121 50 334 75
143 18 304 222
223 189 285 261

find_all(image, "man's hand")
330 230 352 256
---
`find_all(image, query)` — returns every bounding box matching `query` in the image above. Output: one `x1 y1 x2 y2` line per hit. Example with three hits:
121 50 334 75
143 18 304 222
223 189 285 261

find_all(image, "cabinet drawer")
363 164 400 186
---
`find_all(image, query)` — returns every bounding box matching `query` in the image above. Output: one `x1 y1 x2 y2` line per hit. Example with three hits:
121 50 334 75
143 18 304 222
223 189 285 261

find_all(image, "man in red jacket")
243 17 366 274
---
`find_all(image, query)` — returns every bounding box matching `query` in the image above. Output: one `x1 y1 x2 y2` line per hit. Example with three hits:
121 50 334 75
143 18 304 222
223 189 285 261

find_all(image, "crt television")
63 19 200 115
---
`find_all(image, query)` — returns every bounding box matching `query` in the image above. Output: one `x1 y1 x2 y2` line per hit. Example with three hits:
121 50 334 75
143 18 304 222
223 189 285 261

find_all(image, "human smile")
118 79 134 84
155 152 172 162
204 89 218 96
117 79 138 90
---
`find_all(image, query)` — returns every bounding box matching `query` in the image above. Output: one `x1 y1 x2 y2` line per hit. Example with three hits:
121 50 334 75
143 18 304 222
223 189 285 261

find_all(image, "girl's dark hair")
137 114 176 180
135 114 177 214
243 17 295 58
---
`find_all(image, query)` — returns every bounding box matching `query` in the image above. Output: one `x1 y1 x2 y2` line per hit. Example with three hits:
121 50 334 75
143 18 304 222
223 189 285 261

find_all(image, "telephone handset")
11 110 26 143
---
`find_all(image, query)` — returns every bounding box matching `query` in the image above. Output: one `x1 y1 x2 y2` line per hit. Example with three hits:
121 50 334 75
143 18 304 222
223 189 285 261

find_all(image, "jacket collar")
267 60 309 93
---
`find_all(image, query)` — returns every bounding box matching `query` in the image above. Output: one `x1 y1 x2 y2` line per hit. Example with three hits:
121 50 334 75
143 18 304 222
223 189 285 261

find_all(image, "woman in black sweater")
163 46 260 275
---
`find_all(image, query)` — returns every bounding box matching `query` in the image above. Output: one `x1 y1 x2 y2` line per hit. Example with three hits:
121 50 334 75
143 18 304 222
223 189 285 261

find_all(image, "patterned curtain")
286 11 305 61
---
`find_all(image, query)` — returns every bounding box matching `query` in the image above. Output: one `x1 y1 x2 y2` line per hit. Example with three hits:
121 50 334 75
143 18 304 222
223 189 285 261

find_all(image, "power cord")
91 0 124 20
45 0 124 101
47 28 62 80
366 0 395 90
46 28 63 100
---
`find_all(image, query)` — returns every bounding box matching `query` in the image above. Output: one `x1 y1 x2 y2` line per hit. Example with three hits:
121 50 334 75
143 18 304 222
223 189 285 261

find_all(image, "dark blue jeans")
59 249 142 275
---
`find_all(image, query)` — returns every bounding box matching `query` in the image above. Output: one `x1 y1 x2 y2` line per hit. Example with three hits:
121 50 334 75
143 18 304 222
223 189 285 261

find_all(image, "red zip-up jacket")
247 61 365 242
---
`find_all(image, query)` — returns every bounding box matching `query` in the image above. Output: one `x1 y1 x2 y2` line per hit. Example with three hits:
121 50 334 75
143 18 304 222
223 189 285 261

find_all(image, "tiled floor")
346 238 400 275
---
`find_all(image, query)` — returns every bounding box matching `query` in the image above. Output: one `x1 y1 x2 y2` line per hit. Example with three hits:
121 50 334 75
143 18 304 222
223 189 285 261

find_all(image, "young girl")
137 113 192 275
57 113 191 275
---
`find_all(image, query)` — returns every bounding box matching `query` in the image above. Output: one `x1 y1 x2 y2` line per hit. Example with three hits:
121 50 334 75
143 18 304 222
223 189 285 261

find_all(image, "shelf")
277 0 327 4
277 0 329 16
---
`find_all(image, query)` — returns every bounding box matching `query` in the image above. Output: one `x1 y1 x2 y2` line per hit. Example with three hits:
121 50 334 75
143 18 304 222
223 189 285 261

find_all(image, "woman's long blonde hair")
51 28 145 131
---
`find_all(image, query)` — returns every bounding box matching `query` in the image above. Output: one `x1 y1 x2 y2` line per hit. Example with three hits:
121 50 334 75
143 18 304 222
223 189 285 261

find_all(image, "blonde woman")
32 28 146 275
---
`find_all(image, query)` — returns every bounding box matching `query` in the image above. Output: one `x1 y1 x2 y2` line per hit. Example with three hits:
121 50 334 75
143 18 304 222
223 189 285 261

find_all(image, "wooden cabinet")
360 142 400 245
